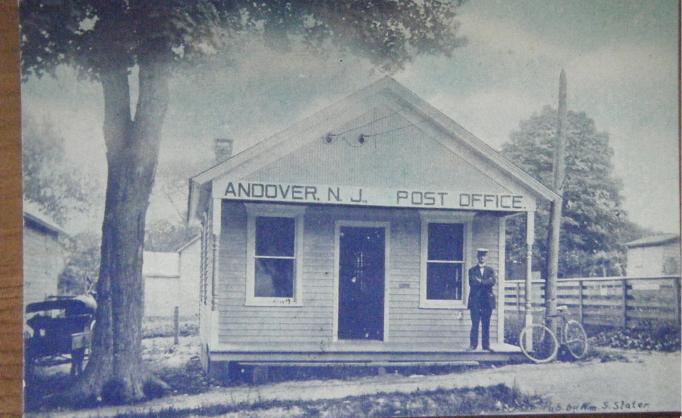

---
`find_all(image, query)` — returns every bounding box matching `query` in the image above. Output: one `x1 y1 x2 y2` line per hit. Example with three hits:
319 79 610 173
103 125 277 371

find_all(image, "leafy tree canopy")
21 0 466 78
502 106 643 278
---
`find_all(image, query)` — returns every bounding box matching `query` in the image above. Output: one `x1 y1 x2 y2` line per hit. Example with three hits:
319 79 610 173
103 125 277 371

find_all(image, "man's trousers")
469 307 493 349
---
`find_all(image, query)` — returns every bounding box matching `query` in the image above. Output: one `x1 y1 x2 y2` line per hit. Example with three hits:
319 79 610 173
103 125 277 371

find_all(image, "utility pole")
546 70 567 331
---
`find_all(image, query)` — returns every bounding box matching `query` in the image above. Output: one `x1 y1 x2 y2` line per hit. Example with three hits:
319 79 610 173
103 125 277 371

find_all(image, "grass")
142 317 199 339
107 383 550 418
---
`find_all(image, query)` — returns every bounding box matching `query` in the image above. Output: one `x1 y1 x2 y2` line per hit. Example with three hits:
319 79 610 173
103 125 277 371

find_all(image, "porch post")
497 216 506 344
524 211 535 345
210 198 222 348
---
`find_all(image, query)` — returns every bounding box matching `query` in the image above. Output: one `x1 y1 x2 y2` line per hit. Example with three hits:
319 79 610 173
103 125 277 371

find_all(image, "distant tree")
145 219 199 252
59 232 101 295
22 117 96 225
21 0 467 402
502 106 639 278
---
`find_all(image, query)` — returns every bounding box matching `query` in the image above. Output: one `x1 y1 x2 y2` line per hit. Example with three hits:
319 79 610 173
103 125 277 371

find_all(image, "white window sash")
419 211 474 309
245 204 305 307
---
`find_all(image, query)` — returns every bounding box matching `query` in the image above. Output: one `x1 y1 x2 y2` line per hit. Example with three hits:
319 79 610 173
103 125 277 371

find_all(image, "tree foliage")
21 0 466 79
22 117 96 225
145 219 199 252
502 106 641 278
59 231 101 295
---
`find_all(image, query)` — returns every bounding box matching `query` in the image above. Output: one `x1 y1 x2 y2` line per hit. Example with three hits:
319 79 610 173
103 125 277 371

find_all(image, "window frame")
419 211 474 309
245 204 305 307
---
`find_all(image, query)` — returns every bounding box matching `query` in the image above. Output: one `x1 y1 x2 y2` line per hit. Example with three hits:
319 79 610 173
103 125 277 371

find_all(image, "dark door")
338 226 385 340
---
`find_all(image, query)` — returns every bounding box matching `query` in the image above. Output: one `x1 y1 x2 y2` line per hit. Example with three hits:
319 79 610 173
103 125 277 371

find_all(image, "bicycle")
518 305 588 363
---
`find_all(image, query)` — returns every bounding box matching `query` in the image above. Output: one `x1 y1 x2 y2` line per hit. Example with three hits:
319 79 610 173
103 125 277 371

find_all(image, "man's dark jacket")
467 265 496 311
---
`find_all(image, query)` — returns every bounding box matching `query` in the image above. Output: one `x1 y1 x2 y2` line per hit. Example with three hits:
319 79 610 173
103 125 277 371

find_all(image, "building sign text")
217 181 529 211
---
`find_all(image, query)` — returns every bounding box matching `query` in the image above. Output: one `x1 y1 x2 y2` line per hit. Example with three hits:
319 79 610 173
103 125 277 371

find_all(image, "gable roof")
188 77 559 221
625 233 680 248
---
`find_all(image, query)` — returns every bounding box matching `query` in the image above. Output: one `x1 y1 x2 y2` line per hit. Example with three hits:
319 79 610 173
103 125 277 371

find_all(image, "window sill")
419 300 468 310
245 297 302 307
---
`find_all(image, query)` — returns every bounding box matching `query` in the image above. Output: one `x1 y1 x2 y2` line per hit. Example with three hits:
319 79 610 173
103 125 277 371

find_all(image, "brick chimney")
214 138 233 163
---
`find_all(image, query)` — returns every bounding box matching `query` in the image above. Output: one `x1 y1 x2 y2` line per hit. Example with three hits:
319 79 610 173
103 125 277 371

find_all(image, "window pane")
426 263 462 300
427 223 463 261
256 217 295 256
255 258 294 297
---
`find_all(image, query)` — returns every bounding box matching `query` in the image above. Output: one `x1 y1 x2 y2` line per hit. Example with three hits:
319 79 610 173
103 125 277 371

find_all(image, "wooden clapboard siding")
215 201 502 348
242 106 516 195
23 223 65 307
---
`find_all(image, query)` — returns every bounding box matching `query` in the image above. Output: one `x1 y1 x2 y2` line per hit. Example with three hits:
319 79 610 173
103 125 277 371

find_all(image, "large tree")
21 0 466 403
502 106 641 278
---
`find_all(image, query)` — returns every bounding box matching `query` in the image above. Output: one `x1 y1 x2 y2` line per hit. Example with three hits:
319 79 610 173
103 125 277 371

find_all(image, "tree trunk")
63 60 170 403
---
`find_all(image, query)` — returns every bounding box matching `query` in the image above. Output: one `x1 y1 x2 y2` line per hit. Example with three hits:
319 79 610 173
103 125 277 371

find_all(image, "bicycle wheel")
564 320 588 359
519 324 559 363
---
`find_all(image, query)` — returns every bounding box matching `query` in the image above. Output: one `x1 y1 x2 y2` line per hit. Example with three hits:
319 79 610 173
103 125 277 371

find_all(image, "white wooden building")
187 77 558 377
23 202 67 308
143 236 200 318
625 234 680 276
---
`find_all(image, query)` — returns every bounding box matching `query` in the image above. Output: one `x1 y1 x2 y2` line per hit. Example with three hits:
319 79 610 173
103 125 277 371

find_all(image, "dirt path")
31 350 680 417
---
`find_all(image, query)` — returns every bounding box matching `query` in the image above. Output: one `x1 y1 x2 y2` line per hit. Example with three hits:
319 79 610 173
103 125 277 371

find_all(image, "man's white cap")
476 248 489 254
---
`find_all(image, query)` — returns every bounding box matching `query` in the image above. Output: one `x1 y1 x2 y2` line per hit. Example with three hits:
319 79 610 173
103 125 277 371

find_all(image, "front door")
338 226 385 340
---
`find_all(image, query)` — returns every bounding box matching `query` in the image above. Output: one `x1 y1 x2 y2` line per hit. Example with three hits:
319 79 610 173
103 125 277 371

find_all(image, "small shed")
625 234 680 276
177 235 201 318
23 202 67 308
188 77 558 376
143 251 181 317
143 236 201 318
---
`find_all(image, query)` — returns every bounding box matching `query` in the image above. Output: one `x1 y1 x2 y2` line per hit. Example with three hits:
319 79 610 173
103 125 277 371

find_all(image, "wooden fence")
504 276 681 328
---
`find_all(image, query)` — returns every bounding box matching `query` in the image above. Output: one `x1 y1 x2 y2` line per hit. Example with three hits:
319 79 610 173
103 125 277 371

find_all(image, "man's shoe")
484 347 494 352
466 346 477 352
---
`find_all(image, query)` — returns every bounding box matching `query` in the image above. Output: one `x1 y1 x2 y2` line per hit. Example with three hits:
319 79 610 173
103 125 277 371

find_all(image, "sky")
21 0 680 235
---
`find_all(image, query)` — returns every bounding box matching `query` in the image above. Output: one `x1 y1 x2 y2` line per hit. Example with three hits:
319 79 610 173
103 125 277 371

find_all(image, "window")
246 204 304 306
427 223 464 300
420 212 473 308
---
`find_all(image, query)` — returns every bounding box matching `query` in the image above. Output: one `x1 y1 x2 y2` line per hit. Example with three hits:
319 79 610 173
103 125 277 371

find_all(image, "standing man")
468 248 496 351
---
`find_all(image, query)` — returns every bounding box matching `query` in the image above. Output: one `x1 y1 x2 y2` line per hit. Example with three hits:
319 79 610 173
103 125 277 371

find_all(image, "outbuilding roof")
625 233 680 248
23 201 67 236
175 235 200 253
188 77 559 221
143 251 180 278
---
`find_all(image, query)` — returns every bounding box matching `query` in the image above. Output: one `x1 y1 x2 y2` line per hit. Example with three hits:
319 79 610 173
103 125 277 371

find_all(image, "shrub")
589 324 680 352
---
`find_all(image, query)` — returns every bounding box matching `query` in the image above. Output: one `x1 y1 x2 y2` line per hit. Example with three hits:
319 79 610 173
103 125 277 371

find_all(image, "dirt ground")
27 337 681 417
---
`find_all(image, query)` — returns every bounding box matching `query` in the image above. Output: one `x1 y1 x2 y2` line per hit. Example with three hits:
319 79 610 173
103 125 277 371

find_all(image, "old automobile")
24 293 97 382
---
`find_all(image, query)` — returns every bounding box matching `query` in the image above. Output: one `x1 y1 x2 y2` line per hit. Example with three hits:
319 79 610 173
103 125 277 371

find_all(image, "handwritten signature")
546 400 650 412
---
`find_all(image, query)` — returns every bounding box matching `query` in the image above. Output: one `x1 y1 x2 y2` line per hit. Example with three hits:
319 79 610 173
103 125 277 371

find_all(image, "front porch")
207 341 523 382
